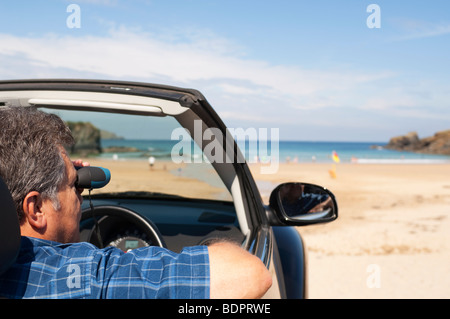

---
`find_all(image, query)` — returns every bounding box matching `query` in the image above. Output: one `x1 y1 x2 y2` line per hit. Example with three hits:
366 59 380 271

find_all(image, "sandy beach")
251 162 450 299
86 158 450 298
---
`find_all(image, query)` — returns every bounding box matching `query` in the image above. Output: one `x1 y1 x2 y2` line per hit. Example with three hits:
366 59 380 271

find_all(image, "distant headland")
385 130 450 155
66 121 127 156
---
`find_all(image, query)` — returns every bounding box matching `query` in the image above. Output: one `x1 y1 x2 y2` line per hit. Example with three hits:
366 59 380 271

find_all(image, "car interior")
0 80 338 299
0 84 257 257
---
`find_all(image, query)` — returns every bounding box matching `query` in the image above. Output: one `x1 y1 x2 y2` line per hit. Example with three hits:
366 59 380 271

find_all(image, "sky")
0 0 449 142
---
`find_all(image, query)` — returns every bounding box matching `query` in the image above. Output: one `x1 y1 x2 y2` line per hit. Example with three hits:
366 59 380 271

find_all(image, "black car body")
0 79 337 298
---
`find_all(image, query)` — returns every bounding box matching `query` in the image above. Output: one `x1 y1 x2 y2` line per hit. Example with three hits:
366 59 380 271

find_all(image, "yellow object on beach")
329 151 339 178
329 164 337 179
332 151 340 163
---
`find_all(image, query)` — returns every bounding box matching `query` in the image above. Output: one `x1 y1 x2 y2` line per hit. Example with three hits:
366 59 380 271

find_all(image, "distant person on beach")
148 156 155 170
0 106 271 299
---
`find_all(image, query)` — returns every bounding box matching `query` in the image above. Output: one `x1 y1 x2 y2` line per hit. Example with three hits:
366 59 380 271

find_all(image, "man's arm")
207 241 272 299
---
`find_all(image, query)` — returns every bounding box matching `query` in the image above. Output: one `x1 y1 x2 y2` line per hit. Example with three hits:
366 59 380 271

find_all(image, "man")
148 156 155 170
0 106 271 299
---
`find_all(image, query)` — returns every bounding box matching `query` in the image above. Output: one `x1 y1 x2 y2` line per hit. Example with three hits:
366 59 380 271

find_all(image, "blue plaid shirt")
0 237 210 299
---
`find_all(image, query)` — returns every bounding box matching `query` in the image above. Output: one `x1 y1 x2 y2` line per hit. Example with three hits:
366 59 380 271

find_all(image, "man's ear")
22 191 47 230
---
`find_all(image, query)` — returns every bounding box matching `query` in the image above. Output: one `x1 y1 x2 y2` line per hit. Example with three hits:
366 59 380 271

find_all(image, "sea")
98 139 450 164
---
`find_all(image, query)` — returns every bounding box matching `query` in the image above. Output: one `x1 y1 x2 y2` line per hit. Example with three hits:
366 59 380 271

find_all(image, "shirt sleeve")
88 245 210 299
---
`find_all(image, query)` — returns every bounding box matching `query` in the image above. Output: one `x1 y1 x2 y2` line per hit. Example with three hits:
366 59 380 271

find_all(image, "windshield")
42 108 233 202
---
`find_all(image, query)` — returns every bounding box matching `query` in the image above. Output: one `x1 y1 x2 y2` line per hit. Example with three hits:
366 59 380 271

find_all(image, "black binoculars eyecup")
76 166 111 189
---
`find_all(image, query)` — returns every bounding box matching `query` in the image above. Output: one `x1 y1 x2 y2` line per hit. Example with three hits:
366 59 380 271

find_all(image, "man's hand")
72 159 90 169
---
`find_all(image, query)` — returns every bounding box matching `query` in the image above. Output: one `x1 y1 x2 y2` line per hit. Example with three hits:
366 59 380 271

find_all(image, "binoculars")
76 166 111 189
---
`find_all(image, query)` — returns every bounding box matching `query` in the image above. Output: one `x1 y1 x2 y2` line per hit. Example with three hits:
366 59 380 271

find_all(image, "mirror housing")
267 182 338 226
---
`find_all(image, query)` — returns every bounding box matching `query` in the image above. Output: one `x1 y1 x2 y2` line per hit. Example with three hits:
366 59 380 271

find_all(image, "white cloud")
0 27 391 99
0 26 447 141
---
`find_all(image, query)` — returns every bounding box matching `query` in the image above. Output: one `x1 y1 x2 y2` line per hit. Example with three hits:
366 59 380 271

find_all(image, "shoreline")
94 153 450 164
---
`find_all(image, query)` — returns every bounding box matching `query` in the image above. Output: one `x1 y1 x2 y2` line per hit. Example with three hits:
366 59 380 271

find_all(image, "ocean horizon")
98 139 450 164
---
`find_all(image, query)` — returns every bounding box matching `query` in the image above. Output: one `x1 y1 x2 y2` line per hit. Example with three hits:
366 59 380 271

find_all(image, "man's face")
42 148 83 243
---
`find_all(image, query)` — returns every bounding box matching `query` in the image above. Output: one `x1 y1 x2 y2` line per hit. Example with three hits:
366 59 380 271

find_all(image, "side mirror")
268 182 338 226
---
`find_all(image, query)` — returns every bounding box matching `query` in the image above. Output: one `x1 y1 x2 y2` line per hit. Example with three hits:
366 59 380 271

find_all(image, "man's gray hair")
0 107 75 222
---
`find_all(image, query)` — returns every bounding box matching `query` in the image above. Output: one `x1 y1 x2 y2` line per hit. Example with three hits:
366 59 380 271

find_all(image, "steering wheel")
80 205 166 250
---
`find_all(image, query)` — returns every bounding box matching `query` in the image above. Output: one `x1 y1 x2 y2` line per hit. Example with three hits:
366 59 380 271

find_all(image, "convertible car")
0 79 337 299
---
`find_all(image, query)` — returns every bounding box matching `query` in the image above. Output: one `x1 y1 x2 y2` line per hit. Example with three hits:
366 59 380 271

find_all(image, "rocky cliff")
67 121 102 156
385 130 450 155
